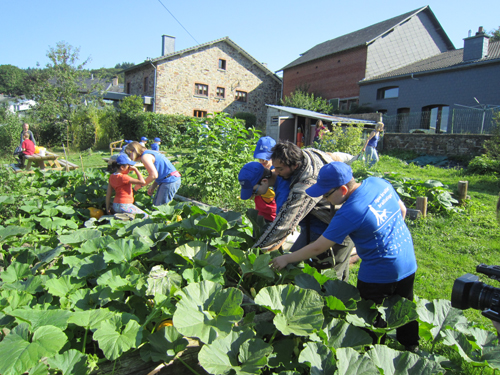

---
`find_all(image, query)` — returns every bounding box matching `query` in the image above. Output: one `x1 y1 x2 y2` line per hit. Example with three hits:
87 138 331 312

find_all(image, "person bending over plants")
270 162 419 352
105 154 148 218
253 141 354 280
124 141 181 206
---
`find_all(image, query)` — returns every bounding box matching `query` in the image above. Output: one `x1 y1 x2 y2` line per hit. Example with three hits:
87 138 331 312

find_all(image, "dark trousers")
357 273 419 347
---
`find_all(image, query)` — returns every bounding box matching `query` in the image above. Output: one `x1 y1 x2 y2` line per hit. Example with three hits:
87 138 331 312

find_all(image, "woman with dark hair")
124 141 181 206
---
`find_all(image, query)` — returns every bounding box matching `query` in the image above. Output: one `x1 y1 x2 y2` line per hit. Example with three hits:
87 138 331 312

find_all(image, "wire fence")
383 108 498 134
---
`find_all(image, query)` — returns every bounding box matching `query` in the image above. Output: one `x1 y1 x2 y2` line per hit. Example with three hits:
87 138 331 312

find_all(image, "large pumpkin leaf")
366 344 443 374
199 328 272 375
62 253 107 278
145 265 183 297
140 326 188 363
377 295 418 330
298 342 337 375
320 318 373 349
173 281 244 344
45 276 86 297
67 308 116 330
8 309 72 330
254 285 324 336
1 262 31 283
103 238 151 263
197 213 229 234
59 229 102 244
0 226 30 243
77 235 115 254
416 298 469 342
132 223 170 245
93 319 143 361
47 349 88 375
0 323 67 375
334 347 379 375
39 217 68 230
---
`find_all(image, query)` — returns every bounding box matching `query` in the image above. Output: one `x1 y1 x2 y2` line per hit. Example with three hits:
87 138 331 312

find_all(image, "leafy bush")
281 88 333 114
177 113 259 210
234 111 257 129
466 154 500 175
313 122 364 155
0 108 23 157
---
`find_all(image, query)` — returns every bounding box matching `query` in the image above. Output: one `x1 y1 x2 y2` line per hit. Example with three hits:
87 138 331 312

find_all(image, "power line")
156 0 199 45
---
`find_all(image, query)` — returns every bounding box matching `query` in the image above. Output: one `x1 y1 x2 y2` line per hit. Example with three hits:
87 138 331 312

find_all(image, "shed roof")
280 6 454 71
266 105 377 124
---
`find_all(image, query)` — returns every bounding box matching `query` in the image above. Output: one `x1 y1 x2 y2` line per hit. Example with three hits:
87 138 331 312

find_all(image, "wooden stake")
80 155 87 183
416 196 427 217
458 181 468 203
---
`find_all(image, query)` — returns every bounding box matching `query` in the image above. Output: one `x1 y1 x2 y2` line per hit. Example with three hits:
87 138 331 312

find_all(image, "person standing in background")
362 122 384 167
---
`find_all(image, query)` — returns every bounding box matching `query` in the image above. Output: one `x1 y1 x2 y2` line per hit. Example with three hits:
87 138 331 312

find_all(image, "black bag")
13 146 23 156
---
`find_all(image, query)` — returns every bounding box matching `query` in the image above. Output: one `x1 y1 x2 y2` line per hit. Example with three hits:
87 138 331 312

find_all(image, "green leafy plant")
313 122 365 155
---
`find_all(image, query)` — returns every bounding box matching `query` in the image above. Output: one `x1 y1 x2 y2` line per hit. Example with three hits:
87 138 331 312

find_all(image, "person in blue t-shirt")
270 162 419 351
362 122 384 167
124 141 181 206
151 137 161 151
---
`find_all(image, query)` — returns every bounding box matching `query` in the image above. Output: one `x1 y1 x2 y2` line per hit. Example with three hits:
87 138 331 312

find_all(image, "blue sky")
1 0 498 75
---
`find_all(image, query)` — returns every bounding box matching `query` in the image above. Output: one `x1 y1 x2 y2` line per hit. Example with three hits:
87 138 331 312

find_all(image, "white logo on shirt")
368 205 390 226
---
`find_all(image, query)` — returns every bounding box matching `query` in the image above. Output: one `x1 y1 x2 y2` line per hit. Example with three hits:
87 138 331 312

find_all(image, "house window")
377 86 399 100
421 105 449 133
126 82 131 94
235 91 247 102
195 83 208 97
143 77 148 92
339 98 359 111
216 87 225 99
193 110 207 118
218 59 227 70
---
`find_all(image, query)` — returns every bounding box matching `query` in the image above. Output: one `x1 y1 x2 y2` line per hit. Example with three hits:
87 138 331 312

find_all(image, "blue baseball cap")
141 137 148 142
306 162 353 197
154 137 161 142
253 136 276 160
116 154 136 166
238 162 264 200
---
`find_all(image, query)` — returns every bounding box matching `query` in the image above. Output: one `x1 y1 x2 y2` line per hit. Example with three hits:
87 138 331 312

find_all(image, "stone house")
358 28 500 134
279 6 454 112
123 36 282 129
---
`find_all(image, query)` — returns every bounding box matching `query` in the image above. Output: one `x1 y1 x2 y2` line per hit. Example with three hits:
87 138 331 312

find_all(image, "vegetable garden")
1 116 500 374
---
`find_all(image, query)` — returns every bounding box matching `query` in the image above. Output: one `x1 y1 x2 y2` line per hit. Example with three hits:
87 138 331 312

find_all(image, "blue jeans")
365 146 379 167
153 179 181 206
112 203 148 218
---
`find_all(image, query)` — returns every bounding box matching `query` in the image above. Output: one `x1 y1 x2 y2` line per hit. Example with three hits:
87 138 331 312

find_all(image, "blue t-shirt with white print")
322 177 417 283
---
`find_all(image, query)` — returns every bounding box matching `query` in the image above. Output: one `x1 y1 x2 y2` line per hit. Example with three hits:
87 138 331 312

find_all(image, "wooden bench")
109 139 124 156
57 159 79 170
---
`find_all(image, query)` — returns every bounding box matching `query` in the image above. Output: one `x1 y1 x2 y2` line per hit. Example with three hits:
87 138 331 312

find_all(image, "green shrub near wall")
0 109 23 158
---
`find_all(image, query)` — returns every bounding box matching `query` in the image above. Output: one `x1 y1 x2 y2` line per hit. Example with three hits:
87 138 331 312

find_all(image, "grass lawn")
348 154 500 331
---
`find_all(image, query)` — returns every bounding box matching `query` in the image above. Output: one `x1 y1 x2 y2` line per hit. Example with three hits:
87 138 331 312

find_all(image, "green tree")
489 26 500 42
25 41 103 147
313 122 365 155
281 88 333 114
0 65 27 96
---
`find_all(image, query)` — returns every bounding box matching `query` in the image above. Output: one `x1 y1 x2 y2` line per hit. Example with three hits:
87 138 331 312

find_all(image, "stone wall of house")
126 42 282 130
382 133 491 156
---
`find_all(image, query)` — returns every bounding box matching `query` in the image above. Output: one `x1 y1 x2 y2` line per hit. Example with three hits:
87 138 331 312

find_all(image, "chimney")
162 35 175 56
112 77 118 86
463 26 489 61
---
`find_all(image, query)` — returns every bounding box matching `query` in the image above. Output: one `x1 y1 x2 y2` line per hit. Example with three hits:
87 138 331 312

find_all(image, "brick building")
280 6 454 112
123 36 282 129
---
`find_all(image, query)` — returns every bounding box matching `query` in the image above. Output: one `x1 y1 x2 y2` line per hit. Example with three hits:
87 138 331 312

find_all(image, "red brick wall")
282 46 367 100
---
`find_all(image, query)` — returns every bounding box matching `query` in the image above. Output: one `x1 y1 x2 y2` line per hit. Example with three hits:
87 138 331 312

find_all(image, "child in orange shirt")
105 154 148 218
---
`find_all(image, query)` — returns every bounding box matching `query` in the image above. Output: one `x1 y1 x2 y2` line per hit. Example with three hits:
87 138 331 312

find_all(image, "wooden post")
80 155 86 183
416 197 427 217
458 181 468 203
